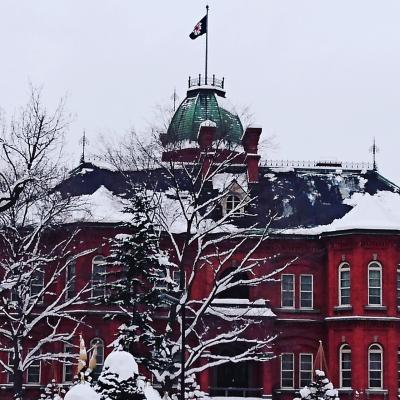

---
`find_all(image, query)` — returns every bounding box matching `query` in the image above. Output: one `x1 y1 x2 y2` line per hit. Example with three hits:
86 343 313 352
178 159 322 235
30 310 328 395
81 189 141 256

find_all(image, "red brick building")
2 76 400 400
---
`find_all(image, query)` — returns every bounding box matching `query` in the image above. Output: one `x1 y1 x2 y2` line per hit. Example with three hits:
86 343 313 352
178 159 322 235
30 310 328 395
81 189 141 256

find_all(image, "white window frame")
91 255 106 298
26 349 41 384
90 338 104 381
299 353 313 387
280 353 294 388
65 259 76 300
299 274 313 309
281 274 295 308
62 343 75 383
368 344 383 389
30 269 44 304
397 268 400 308
7 351 14 383
368 262 382 306
339 344 352 388
397 348 400 391
225 194 243 216
338 262 351 306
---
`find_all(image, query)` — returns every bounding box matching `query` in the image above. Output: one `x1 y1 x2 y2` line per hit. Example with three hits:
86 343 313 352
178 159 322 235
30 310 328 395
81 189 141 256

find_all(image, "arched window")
65 258 76 300
338 263 350 306
226 195 241 215
91 256 106 299
368 344 383 388
90 338 104 380
368 262 382 306
339 344 352 388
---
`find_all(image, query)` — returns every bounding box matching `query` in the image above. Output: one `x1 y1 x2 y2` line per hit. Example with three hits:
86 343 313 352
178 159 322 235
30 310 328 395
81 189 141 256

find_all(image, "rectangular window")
27 351 40 383
66 261 76 300
63 344 74 382
300 275 313 309
397 349 400 391
397 269 400 308
155 270 168 290
30 269 44 300
7 352 14 383
368 267 382 305
299 353 313 387
281 275 294 308
281 353 294 388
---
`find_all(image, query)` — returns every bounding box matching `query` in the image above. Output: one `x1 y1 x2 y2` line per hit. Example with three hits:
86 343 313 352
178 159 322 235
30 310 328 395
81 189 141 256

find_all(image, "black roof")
59 161 399 230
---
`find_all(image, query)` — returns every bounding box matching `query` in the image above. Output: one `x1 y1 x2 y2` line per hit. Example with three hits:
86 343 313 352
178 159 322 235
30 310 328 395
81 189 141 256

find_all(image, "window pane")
66 261 76 299
281 275 294 308
300 354 312 387
91 339 104 381
281 354 294 388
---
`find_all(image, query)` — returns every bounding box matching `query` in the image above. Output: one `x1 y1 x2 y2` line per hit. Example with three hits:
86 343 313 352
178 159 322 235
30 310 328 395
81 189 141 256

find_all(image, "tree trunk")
13 368 23 400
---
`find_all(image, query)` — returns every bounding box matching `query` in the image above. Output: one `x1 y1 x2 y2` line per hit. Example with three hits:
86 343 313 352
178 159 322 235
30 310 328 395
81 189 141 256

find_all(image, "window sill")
364 305 387 311
334 305 352 311
275 308 320 314
365 389 388 395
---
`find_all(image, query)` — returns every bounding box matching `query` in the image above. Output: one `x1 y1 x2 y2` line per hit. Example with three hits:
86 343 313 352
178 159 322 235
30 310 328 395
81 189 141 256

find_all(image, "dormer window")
226 194 241 215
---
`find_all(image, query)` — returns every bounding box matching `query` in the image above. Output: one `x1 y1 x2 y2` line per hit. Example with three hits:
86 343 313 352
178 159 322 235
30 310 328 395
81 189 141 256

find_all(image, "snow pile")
143 384 162 400
64 382 101 400
102 350 139 381
286 191 400 234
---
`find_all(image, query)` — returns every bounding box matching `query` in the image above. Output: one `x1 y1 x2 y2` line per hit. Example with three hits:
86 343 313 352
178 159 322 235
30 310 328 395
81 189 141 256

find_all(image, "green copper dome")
166 85 243 145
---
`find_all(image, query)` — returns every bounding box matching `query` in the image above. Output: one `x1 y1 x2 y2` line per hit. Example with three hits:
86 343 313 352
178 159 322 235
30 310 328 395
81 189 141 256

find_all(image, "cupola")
162 74 243 146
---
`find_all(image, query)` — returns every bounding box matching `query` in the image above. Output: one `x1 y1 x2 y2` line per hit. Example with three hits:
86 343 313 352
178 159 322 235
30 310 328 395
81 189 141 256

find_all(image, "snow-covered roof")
285 191 400 235
58 162 400 233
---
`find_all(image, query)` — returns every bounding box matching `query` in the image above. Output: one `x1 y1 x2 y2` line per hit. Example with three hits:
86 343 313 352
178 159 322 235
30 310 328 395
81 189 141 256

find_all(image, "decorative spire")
79 130 89 164
313 340 329 377
369 138 379 171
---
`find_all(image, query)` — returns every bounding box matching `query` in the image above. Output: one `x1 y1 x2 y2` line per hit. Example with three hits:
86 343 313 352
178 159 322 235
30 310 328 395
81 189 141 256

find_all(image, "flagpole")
205 5 209 84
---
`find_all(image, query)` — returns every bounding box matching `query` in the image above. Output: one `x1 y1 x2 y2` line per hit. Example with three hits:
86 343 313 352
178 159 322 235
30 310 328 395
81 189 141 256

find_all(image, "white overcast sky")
1 1 400 183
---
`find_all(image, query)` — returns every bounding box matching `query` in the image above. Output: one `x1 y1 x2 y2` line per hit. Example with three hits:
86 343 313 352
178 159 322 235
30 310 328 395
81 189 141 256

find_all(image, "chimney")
198 121 216 179
242 126 262 183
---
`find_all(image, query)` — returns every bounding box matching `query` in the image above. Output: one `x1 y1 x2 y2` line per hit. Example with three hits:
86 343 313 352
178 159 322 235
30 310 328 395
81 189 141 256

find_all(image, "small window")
281 353 294 388
338 262 350 306
66 259 76 300
339 344 352 388
155 269 168 290
91 256 106 299
30 269 44 299
300 275 313 309
90 338 104 380
26 350 40 383
281 274 294 308
397 348 400 391
368 262 382 306
172 270 185 289
63 344 75 382
299 353 313 387
397 268 400 308
225 194 242 215
7 352 14 383
368 344 383 389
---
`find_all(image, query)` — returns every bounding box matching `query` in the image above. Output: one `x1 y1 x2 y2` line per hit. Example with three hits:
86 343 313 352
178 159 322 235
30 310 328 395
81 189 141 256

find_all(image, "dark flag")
189 15 207 39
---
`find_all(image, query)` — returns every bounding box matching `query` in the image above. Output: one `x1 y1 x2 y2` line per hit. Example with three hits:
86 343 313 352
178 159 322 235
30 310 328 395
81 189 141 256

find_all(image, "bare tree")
102 124 295 397
0 90 92 400
0 87 66 213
